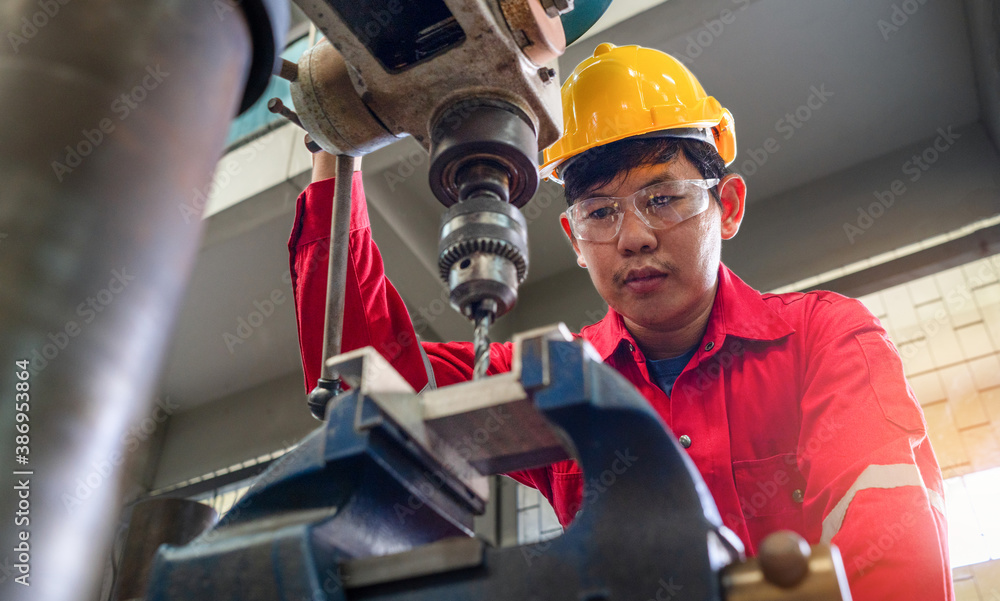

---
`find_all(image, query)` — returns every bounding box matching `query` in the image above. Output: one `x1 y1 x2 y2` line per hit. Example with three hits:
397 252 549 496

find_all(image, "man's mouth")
622 267 669 293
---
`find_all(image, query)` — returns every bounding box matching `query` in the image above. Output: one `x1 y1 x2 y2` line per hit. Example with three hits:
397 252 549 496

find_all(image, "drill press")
281 0 569 411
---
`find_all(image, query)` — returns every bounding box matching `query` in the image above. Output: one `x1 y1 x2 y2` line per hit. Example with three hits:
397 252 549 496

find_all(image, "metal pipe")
320 154 358 381
0 2 256 600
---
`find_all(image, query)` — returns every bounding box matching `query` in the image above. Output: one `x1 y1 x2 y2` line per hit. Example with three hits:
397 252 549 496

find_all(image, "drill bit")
473 311 493 379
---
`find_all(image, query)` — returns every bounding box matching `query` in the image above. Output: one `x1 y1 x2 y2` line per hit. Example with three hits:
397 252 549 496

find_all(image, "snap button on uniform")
628 342 635 352
679 435 692 448
792 489 804 503
704 341 714 351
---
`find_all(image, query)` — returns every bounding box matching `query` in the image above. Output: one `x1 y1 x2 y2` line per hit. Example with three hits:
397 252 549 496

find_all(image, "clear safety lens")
566 179 719 242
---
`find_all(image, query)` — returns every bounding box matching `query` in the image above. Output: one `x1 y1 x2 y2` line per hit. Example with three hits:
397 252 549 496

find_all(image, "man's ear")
559 213 587 268
718 174 747 240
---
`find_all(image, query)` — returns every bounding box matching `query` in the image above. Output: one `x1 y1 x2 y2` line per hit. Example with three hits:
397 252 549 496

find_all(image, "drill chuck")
429 97 536 355
438 193 528 319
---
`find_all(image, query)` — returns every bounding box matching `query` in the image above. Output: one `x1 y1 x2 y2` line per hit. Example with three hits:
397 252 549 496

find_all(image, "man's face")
560 154 746 334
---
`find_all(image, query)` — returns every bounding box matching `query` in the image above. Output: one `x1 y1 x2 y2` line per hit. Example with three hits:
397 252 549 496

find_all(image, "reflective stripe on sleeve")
927 488 946 517
821 463 933 543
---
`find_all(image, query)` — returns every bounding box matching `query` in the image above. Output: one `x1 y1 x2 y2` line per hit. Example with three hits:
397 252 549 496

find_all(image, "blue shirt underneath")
646 346 697 395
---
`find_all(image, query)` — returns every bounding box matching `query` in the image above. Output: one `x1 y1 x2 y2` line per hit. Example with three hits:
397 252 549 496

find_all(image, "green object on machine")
560 0 614 45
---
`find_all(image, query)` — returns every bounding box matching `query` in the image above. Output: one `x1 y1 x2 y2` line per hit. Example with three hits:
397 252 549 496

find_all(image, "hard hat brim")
541 124 729 185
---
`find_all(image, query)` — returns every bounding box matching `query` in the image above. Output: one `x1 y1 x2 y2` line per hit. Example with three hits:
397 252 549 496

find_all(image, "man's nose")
616 206 658 255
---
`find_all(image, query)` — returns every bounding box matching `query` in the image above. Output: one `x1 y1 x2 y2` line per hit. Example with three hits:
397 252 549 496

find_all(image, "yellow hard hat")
540 43 736 182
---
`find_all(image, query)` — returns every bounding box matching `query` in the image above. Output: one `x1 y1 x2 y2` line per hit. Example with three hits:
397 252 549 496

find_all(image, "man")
289 43 952 600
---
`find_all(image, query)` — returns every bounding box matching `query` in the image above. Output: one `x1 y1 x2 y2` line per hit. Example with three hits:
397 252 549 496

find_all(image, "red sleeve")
798 298 953 601
288 173 432 391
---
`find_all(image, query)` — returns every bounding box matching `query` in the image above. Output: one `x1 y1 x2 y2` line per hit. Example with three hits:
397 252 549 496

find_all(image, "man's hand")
312 152 362 183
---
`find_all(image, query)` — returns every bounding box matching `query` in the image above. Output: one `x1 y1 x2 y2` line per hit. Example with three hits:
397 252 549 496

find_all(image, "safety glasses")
564 179 720 242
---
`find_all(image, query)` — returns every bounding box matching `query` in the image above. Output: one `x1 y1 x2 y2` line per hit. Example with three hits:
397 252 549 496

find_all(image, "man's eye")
587 207 615 219
586 206 617 220
648 195 679 208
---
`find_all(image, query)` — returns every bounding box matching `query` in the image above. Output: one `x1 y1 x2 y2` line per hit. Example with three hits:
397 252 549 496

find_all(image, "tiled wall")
856 254 1000 478
516 484 563 544
954 560 1000 600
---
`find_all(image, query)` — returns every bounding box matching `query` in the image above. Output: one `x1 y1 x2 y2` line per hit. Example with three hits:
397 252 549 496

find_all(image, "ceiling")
158 0 999 411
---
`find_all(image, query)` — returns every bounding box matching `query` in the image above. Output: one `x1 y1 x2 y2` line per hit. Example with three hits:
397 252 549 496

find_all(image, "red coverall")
288 174 954 601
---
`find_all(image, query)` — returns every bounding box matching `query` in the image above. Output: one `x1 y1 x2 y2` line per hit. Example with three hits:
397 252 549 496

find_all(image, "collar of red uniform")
584 263 796 361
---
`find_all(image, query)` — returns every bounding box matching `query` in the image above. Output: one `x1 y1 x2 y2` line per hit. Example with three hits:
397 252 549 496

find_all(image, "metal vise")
147 326 851 601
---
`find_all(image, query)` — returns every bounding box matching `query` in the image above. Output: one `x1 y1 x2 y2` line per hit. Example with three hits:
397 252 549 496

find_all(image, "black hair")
563 137 730 205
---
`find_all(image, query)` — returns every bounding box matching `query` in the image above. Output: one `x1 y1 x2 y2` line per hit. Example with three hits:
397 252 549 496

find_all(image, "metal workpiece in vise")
147 326 851 601
281 0 568 384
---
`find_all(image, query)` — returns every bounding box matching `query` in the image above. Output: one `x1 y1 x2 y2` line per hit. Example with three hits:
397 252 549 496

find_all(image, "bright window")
945 467 1000 568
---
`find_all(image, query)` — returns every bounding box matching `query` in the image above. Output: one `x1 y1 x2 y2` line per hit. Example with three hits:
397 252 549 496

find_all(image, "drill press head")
431 99 535 323
289 0 567 339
